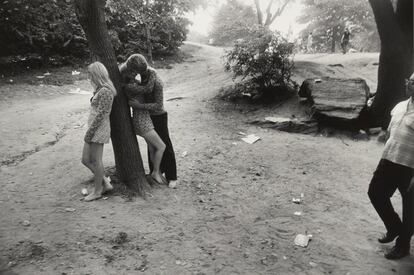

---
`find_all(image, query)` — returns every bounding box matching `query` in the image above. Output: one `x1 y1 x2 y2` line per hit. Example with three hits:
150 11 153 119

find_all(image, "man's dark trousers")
148 112 177 181
368 159 413 247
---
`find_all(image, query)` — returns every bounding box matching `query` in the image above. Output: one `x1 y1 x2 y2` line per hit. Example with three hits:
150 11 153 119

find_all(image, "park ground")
0 43 413 275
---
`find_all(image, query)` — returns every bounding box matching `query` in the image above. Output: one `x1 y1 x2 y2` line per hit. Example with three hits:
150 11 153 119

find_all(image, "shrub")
224 28 295 101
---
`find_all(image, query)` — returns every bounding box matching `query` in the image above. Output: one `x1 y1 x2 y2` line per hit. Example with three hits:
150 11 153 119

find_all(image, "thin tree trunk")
145 23 153 64
367 0 413 129
331 27 336 53
254 0 263 26
74 0 149 196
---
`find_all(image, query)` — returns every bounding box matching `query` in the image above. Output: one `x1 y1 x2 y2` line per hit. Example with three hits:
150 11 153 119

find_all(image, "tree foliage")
210 0 290 46
253 0 289 28
0 0 87 58
0 0 205 62
210 0 257 46
224 28 295 100
298 0 379 52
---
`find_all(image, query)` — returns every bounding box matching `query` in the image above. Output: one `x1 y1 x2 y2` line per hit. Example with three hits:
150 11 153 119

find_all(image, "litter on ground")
241 134 261 144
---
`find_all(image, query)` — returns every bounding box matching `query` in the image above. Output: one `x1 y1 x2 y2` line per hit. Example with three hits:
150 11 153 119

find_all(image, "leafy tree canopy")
209 0 257 46
298 0 379 52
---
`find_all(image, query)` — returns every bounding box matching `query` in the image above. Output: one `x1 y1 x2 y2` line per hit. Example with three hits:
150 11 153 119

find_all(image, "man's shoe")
384 245 410 260
378 232 399 243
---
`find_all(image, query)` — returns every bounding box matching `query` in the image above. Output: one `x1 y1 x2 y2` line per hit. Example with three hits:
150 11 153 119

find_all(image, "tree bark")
145 23 153 64
331 27 336 53
367 0 413 129
74 0 149 196
254 0 263 26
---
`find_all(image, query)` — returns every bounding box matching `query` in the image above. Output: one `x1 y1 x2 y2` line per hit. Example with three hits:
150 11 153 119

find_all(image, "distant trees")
210 0 290 46
209 0 257 46
253 0 289 28
298 0 379 53
0 0 204 63
106 0 201 63
366 0 413 128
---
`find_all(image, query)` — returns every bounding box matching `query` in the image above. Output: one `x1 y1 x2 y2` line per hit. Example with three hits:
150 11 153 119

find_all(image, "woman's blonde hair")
87 61 117 96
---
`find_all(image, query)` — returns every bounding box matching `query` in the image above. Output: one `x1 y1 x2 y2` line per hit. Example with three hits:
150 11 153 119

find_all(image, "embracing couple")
81 54 177 202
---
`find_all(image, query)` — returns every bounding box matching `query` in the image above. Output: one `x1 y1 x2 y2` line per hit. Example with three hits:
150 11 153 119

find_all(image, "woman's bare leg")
84 143 104 201
142 130 166 184
82 142 112 194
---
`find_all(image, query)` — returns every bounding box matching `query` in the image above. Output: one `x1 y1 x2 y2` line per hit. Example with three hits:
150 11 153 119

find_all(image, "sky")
187 0 307 39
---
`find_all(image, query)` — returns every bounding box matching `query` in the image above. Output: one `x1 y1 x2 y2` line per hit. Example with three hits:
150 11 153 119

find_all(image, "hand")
128 99 144 109
377 130 388 144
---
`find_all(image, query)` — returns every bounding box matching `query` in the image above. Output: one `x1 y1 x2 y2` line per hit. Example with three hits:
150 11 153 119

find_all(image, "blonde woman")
81 62 116 201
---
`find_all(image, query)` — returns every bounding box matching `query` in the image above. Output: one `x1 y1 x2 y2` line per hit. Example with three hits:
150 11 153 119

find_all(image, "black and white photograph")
0 0 413 274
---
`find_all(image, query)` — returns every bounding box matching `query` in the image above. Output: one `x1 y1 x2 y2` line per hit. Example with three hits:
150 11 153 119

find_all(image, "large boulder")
299 77 370 129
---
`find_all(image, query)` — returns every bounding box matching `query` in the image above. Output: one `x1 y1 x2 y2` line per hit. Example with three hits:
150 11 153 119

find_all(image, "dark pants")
148 112 177 181
368 159 413 247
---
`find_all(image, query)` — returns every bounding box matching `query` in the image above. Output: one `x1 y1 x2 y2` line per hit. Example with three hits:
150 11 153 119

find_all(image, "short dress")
84 87 114 144
132 98 154 136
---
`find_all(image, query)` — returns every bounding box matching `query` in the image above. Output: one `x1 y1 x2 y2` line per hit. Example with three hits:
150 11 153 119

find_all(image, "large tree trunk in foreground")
367 0 413 129
75 0 149 196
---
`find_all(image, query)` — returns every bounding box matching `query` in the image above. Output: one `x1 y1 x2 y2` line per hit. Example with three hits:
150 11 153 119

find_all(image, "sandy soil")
0 43 413 275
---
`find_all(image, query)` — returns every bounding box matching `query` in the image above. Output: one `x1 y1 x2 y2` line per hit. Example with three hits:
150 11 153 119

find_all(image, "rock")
299 77 370 129
250 119 318 135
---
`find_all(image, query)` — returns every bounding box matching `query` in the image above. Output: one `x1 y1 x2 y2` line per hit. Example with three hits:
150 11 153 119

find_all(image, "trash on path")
181 151 188 157
166 96 185 101
71 70 80 75
294 211 302 216
43 72 51 76
22 220 31 226
36 75 45 79
241 134 261 144
292 198 301 204
175 260 186 266
264 117 291 123
69 88 91 95
294 234 312 247
81 188 88 196
314 78 322 83
309 261 318 267
65 208 76 212
103 197 108 200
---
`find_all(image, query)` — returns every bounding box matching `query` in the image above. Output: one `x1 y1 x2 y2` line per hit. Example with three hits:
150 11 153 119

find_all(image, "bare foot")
102 176 113 193
84 192 102 202
151 172 168 185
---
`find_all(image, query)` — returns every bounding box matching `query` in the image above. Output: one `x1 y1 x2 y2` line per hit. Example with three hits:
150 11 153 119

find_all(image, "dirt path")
1 43 413 275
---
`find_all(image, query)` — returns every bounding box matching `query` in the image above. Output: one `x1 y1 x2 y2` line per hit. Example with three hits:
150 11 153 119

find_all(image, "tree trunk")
331 27 336 53
254 0 263 26
74 0 149 196
367 0 413 129
145 23 153 64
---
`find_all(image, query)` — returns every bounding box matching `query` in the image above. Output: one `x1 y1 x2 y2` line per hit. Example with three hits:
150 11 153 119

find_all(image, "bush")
224 28 295 101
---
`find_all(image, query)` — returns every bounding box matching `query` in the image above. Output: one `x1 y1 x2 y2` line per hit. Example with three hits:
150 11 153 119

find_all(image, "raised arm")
124 69 156 96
